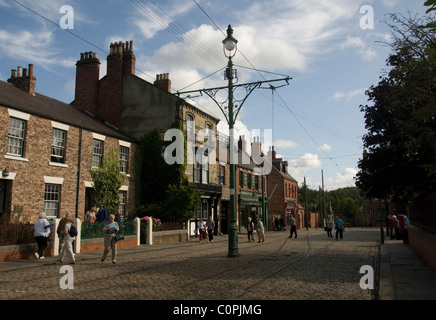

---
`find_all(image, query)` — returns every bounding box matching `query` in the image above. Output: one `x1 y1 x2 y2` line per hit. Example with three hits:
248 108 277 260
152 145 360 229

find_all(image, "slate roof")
0 80 136 142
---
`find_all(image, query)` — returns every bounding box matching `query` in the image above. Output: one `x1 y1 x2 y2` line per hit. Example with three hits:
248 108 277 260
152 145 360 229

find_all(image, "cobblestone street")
0 228 380 301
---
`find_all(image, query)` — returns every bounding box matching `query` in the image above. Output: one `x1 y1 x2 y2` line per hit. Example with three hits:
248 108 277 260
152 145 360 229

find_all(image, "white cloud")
274 139 299 150
318 144 332 152
329 88 366 102
0 29 74 69
290 153 322 169
324 167 357 190
340 36 377 61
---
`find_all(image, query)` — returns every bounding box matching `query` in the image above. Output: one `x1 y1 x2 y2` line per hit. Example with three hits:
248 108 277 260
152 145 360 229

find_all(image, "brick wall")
0 105 135 223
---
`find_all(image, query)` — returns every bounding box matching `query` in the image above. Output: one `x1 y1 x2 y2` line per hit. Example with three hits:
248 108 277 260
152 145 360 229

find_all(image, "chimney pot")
29 64 33 76
11 69 16 78
17 66 22 77
23 68 28 77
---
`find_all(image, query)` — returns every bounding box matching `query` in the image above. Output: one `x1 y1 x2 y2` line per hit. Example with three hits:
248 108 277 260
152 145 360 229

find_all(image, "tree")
90 149 126 215
134 123 201 222
356 11 436 203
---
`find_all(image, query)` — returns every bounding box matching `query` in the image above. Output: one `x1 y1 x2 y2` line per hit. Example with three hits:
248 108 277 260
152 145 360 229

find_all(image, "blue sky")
0 0 429 191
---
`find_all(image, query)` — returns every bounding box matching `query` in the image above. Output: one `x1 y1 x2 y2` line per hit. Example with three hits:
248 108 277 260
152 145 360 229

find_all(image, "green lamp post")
222 25 239 258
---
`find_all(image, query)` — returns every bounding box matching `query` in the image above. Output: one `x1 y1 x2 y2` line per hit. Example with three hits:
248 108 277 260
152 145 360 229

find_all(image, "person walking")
34 212 51 260
206 216 215 242
288 214 297 239
335 217 344 240
57 212 76 264
256 217 265 243
247 217 255 242
101 214 119 264
197 218 206 242
325 215 334 238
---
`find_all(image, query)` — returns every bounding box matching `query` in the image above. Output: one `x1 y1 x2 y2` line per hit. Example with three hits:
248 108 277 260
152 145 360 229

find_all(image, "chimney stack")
251 136 262 157
238 135 247 152
267 146 277 160
7 64 36 95
154 73 171 93
73 51 101 115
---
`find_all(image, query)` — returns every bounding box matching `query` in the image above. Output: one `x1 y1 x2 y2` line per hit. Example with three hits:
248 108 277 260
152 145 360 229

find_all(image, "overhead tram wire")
234 65 358 146
131 0 225 72
12 0 239 131
191 0 343 172
11 0 156 83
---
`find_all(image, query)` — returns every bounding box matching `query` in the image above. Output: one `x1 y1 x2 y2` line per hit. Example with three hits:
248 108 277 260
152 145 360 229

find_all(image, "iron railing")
81 221 136 239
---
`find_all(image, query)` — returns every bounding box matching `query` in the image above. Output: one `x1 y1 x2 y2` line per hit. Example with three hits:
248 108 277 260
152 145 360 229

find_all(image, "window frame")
44 183 61 219
51 128 67 164
92 139 104 168
7 117 26 157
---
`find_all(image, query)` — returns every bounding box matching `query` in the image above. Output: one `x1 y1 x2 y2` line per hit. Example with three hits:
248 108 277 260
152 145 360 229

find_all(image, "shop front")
239 190 264 232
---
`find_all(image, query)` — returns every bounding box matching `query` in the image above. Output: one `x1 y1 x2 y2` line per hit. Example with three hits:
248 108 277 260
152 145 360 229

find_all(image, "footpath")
379 237 436 300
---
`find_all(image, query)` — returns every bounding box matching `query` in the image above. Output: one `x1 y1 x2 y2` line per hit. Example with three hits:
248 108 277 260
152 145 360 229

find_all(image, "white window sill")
4 154 29 162
49 162 68 168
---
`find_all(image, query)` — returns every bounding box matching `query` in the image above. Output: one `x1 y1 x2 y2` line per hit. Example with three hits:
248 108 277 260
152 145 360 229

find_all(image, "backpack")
68 223 78 237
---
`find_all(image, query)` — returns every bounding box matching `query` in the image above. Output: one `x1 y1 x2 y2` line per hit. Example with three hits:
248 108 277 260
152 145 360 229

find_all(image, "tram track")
3 231 340 300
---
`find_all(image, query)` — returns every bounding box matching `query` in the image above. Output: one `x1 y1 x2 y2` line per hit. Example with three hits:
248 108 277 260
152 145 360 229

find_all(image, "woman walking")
57 212 76 264
101 214 119 264
34 212 51 260
325 215 334 238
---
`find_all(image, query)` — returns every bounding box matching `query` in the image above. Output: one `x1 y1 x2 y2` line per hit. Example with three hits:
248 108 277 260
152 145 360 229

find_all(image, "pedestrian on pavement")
288 214 297 239
279 217 285 231
325 215 334 238
57 212 76 264
34 212 51 260
198 218 206 242
256 217 265 243
101 214 119 264
247 217 255 242
84 208 96 223
97 203 108 222
206 216 215 242
335 217 344 240
393 215 401 240
56 212 72 253
114 209 122 223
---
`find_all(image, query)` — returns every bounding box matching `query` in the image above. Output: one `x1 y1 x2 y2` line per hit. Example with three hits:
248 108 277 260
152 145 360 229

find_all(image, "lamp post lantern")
223 25 239 258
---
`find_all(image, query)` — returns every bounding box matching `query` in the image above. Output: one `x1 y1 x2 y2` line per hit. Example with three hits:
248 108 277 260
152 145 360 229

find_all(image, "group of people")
247 216 265 243
197 216 215 242
33 204 122 264
84 204 122 224
274 216 286 232
325 215 345 240
388 214 410 242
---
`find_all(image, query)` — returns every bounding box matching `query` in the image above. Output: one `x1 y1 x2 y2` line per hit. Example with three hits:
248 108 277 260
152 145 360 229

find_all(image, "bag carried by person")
115 232 125 241
69 223 78 237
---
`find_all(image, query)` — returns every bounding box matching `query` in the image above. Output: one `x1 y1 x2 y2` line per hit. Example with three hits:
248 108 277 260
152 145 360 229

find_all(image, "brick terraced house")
0 64 137 223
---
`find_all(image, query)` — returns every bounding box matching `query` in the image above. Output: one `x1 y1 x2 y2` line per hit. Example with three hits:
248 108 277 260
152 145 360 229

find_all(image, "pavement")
1 228 436 300
379 237 436 300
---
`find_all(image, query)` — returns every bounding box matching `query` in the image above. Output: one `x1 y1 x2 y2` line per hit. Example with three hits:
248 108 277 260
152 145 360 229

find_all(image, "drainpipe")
75 127 83 219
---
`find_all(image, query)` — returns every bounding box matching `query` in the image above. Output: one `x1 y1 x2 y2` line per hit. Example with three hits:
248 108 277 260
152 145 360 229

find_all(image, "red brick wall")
0 106 136 223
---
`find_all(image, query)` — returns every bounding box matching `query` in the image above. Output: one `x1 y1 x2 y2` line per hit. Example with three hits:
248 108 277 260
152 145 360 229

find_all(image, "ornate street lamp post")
222 25 239 257
178 25 290 258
